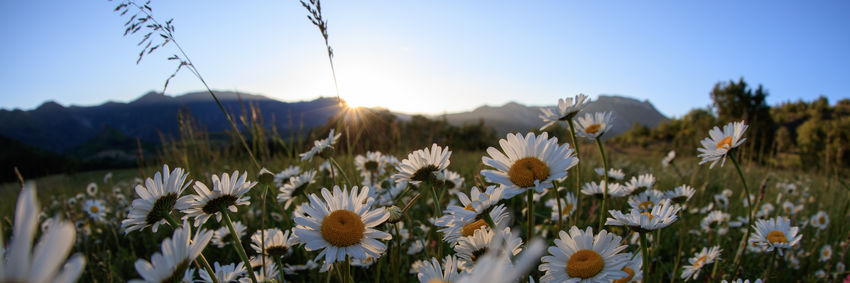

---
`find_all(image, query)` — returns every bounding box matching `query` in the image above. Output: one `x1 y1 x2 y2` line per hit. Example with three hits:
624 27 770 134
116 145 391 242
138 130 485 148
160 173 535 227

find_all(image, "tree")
710 78 776 162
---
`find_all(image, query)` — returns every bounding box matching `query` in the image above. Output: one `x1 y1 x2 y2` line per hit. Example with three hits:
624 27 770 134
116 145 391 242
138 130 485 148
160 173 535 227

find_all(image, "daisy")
750 217 802 255
251 228 298 258
700 211 731 235
755 203 775 219
481 132 579 199
246 263 279 283
454 227 523 271
714 193 729 210
665 185 696 205
721 279 763 283
83 199 108 222
458 233 547 283
781 201 798 215
122 165 194 233
355 151 388 181
437 204 512 244
182 171 257 226
129 220 213 283
613 252 642 283
274 165 301 187
819 244 832 262
212 220 247 248
574 111 615 140
407 240 425 255
437 170 465 194
661 150 676 168
697 121 748 168
581 181 628 198
282 260 318 276
86 182 98 196
299 129 342 161
810 211 829 230
393 143 452 186
292 185 392 271
595 168 625 181
277 170 317 209
606 199 680 233
0 183 86 283
417 255 464 283
680 246 721 281
627 190 665 212
539 93 590 130
198 262 246 283
538 226 630 282
546 191 577 222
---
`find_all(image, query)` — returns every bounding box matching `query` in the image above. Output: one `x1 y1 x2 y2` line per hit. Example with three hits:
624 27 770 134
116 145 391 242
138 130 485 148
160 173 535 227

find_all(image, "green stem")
430 183 442 217
729 152 755 276
524 189 534 243
329 157 352 185
640 232 650 282
596 137 609 231
345 255 352 283
567 119 582 226
274 256 287 283
551 184 563 231
483 212 497 230
222 209 259 283
763 250 778 281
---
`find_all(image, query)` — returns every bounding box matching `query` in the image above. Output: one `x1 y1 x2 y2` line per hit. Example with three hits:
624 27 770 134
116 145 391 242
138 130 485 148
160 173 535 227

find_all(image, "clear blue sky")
1 1 848 117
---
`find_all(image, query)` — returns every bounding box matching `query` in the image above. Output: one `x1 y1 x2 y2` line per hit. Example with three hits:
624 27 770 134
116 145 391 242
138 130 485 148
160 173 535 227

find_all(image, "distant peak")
36 100 65 110
131 91 171 104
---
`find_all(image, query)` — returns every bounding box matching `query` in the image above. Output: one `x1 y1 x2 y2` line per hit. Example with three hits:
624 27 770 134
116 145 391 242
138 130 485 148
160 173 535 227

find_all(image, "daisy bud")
258 168 275 186
386 205 404 224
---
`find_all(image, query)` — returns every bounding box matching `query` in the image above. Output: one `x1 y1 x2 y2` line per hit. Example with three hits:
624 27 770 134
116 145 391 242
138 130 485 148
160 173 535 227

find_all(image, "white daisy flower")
546 191 577 222
665 185 696 205
606 199 680 232
129 220 213 283
122 165 194 233
539 93 590 130
454 227 523 271
662 150 676 168
729 216 749 228
781 201 798 215
282 260 318 275
355 151 389 185
613 252 642 283
755 203 775 219
182 171 257 226
680 246 721 281
574 111 615 140
0 183 86 283
417 255 464 283
539 226 630 282
627 190 665 212
810 211 829 230
246 263 279 283
458 232 547 283
701 210 731 235
721 279 763 283
815 270 826 279
481 132 579 199
750 217 802 255
437 170 465 194
86 182 98 196
437 204 512 244
714 193 729 210
277 170 317 209
274 165 301 187
82 199 108 222
836 262 846 275
198 262 246 283
595 168 625 181
292 185 392 271
212 220 247 248
407 240 425 255
251 228 298 258
697 121 748 168
299 129 342 161
318 160 333 174
819 244 832 262
393 143 452 186
581 181 628 198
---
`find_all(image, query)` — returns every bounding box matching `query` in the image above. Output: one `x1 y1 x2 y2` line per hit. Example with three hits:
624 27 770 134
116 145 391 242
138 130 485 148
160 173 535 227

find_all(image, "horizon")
1 1 848 117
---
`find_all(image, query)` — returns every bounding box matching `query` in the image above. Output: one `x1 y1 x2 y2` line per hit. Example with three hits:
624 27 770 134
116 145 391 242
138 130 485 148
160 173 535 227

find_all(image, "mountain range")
0 92 667 155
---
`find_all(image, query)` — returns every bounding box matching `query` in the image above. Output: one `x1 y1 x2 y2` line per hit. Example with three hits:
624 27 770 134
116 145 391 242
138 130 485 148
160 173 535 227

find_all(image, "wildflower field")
1 1 849 283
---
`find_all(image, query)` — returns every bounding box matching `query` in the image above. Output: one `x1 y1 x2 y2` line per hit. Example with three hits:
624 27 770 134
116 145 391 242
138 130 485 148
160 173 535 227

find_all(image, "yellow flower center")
508 157 550 188
427 279 450 283
562 204 574 215
585 124 601 134
614 267 635 283
823 250 830 257
640 212 654 221
819 215 826 224
90 205 99 213
638 201 654 210
464 204 475 211
766 230 788 244
461 219 488 237
566 249 605 279
716 136 733 149
321 210 365 247
694 255 708 267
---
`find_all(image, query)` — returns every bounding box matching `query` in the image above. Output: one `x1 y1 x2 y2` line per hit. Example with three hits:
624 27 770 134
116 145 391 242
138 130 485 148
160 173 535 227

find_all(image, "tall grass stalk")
595 137 609 231
567 119 582 226
222 209 259 283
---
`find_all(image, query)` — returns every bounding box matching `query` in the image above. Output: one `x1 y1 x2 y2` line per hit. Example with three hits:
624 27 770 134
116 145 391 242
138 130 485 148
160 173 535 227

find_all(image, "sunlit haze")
1 1 848 116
